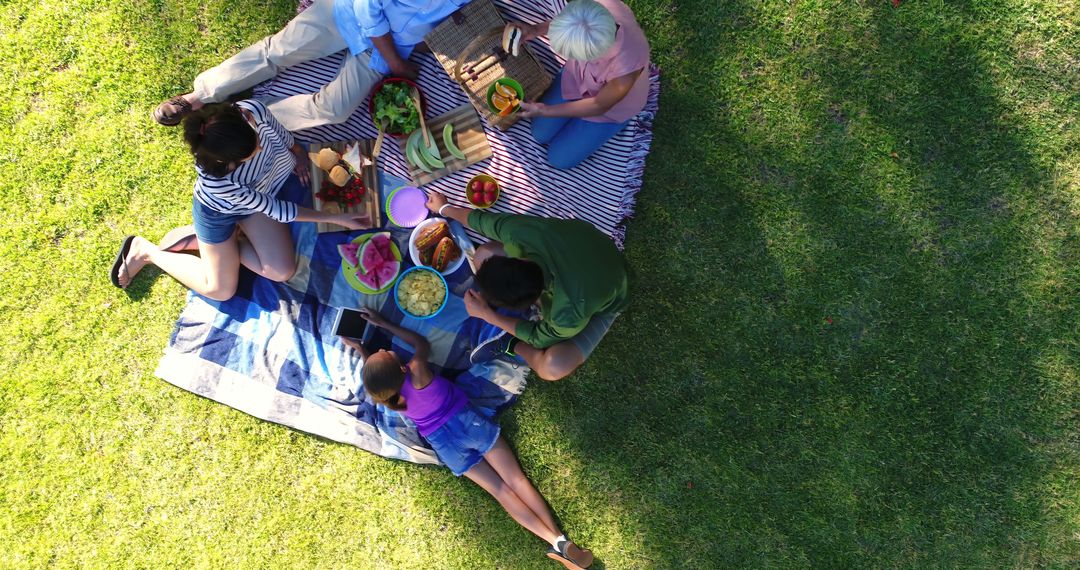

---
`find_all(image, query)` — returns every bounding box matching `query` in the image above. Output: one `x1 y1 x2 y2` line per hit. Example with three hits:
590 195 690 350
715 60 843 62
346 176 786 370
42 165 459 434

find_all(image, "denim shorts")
423 405 501 476
191 199 248 245
191 174 302 245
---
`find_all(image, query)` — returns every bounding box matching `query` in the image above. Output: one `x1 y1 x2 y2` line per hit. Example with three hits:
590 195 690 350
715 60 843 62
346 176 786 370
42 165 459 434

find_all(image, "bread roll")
329 165 351 186
315 148 340 171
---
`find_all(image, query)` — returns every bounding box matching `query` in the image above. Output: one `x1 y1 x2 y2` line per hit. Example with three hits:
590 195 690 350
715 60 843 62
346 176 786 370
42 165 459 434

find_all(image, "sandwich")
501 24 523 57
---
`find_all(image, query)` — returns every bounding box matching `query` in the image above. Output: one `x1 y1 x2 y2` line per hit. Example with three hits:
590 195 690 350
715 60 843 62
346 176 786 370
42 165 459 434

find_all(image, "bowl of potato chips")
394 266 448 320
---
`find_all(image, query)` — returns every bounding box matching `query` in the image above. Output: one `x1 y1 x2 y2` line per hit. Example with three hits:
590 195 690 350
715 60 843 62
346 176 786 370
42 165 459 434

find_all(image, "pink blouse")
559 0 651 123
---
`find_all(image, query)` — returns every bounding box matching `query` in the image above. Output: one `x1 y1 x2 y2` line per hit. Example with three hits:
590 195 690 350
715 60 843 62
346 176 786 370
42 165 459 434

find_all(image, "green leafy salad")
373 82 420 134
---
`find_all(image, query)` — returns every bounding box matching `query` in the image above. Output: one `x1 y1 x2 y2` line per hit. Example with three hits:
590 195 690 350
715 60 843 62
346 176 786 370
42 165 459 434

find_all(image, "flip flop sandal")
546 541 593 570
158 224 199 252
110 235 136 288
153 96 193 126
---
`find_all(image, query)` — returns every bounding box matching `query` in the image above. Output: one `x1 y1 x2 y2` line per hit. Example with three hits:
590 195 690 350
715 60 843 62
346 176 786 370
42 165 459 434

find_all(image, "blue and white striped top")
192 100 299 223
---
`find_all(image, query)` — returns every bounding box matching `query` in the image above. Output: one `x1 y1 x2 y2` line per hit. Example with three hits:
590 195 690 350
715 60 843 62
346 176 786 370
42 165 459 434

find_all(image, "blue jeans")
530 71 629 169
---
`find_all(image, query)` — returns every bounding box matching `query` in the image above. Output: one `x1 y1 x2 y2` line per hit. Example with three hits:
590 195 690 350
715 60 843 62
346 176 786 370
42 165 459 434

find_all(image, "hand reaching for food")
517 101 545 119
391 61 419 80
426 191 449 214
292 146 311 186
332 213 369 230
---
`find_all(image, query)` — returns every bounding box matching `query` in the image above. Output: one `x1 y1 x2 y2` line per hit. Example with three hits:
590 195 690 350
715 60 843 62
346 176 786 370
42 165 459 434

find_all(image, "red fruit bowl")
466 173 501 209
367 77 427 139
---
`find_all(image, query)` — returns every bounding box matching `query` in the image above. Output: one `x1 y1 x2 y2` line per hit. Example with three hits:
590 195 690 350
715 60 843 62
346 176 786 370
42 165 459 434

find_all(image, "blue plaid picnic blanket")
155 172 528 465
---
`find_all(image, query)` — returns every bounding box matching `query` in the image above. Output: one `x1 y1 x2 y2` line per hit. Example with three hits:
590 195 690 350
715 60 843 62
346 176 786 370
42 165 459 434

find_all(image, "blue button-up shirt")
333 0 470 74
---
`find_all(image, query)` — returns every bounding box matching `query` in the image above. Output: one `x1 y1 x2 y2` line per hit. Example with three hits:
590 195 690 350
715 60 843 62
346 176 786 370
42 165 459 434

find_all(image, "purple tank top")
399 372 468 437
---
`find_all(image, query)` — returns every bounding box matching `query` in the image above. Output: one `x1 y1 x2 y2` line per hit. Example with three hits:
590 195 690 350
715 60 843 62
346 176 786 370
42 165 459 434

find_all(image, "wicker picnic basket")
425 0 552 130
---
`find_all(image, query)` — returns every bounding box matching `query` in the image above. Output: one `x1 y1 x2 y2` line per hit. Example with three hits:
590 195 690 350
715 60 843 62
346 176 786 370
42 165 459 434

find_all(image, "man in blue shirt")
153 0 468 131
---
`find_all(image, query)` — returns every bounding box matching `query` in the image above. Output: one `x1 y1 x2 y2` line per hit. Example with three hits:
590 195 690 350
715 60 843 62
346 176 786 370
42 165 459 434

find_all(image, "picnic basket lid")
425 0 551 130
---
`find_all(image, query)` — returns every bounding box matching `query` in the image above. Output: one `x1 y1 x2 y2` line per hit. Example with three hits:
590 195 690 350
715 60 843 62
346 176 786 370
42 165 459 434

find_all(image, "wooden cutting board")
424 0 551 130
307 140 382 233
398 104 493 186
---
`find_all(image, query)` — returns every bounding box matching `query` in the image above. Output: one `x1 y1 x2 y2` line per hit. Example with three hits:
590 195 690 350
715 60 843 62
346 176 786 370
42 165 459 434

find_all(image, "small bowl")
466 174 501 209
394 266 449 320
367 77 426 138
486 77 524 115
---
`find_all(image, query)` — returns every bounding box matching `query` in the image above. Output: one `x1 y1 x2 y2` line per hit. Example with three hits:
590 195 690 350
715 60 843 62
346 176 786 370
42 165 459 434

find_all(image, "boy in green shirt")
425 192 628 381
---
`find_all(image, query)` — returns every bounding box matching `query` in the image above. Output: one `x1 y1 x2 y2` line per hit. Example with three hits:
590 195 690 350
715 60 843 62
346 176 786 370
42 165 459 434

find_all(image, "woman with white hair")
513 0 650 169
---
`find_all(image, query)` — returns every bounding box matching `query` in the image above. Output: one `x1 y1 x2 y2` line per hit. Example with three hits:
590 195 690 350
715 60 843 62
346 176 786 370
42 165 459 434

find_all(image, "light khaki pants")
191 0 384 131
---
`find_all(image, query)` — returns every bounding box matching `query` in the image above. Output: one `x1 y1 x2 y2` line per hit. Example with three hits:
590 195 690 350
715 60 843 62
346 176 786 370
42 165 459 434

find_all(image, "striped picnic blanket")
156 173 529 465
268 0 659 248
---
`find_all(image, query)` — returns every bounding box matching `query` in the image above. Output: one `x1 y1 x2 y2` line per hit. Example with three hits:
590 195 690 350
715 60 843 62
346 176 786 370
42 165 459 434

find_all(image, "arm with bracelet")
430 194 472 229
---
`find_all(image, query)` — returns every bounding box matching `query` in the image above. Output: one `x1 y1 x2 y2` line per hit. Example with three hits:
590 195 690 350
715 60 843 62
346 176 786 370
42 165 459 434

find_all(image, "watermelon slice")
338 242 361 267
370 232 394 261
375 260 400 287
359 239 386 275
355 260 399 290
355 266 382 290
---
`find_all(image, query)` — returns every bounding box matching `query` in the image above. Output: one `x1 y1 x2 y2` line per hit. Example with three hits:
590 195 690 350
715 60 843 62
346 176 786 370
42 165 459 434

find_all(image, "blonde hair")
548 0 617 61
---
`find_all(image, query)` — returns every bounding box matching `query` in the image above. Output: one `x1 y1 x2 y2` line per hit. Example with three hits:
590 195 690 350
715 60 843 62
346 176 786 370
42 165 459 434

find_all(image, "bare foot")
116 236 156 289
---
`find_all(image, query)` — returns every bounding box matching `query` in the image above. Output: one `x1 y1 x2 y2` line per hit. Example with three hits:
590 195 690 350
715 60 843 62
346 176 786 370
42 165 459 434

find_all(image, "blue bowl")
393 266 449 320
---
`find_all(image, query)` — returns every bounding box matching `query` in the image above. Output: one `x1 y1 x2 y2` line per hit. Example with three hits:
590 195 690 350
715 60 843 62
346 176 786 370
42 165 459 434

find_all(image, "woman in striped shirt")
111 101 366 300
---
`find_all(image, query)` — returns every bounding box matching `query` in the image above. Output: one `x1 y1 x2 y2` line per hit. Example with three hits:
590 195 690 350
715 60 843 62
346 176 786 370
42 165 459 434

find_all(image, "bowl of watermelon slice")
338 231 402 294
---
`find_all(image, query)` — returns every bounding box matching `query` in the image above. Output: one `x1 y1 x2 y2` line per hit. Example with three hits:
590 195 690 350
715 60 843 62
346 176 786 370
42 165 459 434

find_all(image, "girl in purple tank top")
344 308 594 569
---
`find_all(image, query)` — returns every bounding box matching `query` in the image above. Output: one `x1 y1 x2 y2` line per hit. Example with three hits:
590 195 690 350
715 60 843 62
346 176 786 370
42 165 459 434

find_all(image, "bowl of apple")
466 173 500 209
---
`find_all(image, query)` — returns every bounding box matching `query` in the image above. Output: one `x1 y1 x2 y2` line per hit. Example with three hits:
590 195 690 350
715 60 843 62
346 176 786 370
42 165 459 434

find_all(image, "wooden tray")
307 140 382 233
425 0 552 131
399 104 492 186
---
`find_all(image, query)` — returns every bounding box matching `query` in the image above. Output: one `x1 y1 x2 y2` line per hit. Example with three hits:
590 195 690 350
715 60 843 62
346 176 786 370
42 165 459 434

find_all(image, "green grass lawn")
1 0 1077 567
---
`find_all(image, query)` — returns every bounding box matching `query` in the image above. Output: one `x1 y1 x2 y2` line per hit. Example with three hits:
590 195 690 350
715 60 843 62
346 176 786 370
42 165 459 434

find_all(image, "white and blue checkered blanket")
155 174 528 465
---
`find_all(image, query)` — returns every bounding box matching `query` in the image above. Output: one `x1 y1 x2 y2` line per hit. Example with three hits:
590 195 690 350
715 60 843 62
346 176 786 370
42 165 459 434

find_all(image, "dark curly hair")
181 103 257 177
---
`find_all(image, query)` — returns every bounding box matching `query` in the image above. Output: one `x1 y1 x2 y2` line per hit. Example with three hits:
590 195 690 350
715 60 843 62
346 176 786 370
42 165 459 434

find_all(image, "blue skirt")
423 405 501 476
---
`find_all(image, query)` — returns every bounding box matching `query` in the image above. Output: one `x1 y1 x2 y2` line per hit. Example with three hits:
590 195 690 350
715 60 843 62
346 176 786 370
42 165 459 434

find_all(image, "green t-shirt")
468 211 629 348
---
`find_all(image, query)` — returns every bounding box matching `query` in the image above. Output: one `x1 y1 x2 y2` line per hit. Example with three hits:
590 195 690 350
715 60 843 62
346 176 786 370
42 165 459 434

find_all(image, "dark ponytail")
182 103 257 177
361 351 408 411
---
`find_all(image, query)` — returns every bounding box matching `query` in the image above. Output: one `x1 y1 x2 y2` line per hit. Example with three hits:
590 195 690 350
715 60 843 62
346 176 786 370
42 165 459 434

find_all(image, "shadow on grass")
121 266 164 301
502 0 1076 567
768 6 1074 565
